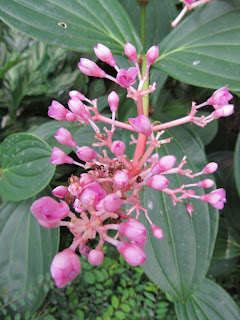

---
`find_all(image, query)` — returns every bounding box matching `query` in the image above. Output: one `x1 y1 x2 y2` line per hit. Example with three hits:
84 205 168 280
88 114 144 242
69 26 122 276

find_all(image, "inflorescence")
31 42 234 288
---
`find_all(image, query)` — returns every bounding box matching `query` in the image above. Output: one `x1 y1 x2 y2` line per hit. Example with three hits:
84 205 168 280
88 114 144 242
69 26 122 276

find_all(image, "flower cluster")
31 42 233 287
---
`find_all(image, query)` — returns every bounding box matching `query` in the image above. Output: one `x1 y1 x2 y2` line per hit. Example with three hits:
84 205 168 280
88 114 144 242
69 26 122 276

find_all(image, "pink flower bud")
66 112 77 122
38 219 61 228
200 188 226 210
186 203 194 218
79 244 91 257
50 249 81 288
103 194 123 212
117 241 146 266
116 67 138 88
132 237 146 248
79 173 95 187
151 155 176 175
79 182 106 207
48 100 68 121
108 91 119 113
50 147 74 165
52 186 68 198
146 175 169 190
68 98 92 122
147 153 159 164
151 224 163 239
68 182 83 197
54 127 77 148
129 115 152 137
69 90 86 101
113 171 129 187
78 58 106 78
76 146 97 162
203 162 218 174
212 104 234 119
88 249 104 265
124 43 138 63
111 140 126 156
197 179 214 188
119 219 147 242
94 43 116 67
147 46 159 65
30 196 69 222
207 87 233 108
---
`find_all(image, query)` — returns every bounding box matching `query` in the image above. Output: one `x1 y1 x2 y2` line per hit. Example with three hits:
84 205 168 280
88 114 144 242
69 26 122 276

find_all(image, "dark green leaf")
0 0 141 54
111 295 119 309
0 195 59 315
155 0 240 90
207 257 238 278
0 133 55 201
175 279 240 320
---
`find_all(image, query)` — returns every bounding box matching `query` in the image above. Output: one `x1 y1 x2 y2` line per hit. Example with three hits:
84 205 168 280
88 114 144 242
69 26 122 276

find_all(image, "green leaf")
0 133 55 201
155 0 240 90
0 195 59 316
111 295 119 309
0 0 141 54
119 0 177 49
175 279 240 320
124 114 218 302
83 271 95 284
115 311 125 320
234 132 240 196
207 257 239 278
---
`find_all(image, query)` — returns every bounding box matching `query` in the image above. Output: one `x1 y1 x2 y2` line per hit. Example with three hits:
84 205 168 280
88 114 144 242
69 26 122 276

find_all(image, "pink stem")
93 114 134 131
152 115 192 131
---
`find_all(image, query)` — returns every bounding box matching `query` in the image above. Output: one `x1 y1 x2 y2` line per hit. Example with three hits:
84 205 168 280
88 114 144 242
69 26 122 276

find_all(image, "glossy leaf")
234 132 240 196
123 114 218 302
155 0 240 90
175 279 240 320
0 196 59 315
0 0 141 54
0 133 55 201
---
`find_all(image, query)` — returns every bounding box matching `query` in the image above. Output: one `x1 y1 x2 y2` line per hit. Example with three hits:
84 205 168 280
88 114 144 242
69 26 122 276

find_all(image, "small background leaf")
0 133 55 201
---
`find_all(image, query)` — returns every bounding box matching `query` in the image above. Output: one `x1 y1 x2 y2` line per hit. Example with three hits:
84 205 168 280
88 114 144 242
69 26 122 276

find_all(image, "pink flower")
151 224 163 239
94 43 116 67
129 115 152 137
207 87 233 108
52 186 68 198
69 90 86 101
200 188 226 209
68 98 92 122
77 146 97 162
119 219 147 242
38 219 61 228
78 58 106 78
197 179 214 188
116 67 137 88
151 155 176 175
50 147 74 165
88 249 104 265
117 241 146 266
124 43 137 63
111 140 126 156
203 162 218 174
79 182 106 207
212 104 234 119
68 182 83 197
50 249 81 288
186 204 194 218
146 175 169 190
54 127 77 148
48 100 68 121
103 194 123 212
30 196 69 222
147 46 159 65
108 91 119 113
113 171 129 187
79 173 95 187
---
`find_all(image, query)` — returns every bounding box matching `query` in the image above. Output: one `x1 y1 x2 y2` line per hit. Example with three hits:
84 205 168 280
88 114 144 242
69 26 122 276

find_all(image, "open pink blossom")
207 87 233 108
200 188 226 209
116 67 137 88
50 249 81 287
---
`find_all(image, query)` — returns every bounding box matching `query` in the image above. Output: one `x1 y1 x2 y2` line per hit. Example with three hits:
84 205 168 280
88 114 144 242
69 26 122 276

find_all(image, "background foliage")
0 0 240 319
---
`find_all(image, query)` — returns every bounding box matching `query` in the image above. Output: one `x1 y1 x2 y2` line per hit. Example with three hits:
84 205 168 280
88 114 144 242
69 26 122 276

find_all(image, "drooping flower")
116 67 138 88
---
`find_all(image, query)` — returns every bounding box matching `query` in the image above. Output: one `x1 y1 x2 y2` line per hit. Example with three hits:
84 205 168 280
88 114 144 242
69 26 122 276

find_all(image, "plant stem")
140 3 147 52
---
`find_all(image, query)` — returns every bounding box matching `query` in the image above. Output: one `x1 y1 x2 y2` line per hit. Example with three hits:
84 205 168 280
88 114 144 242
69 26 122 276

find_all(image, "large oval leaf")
155 0 240 90
234 132 240 197
0 196 59 315
175 279 240 320
0 133 55 201
123 116 218 302
0 0 141 54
